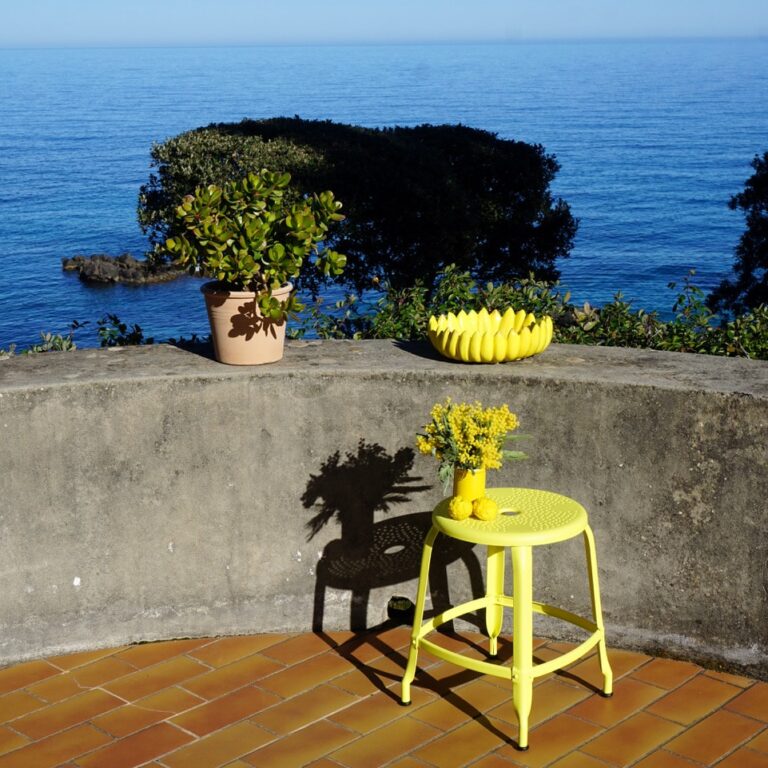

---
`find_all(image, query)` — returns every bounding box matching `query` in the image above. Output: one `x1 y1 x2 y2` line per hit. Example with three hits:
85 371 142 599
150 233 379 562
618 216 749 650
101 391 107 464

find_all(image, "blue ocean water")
0 40 766 349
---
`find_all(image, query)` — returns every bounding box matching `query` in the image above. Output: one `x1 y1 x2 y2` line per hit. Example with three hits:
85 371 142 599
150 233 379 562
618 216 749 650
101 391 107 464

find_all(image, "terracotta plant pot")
452 467 486 501
201 281 293 365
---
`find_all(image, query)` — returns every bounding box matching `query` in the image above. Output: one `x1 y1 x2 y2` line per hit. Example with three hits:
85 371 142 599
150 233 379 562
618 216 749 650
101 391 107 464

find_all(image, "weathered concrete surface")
1 341 767 679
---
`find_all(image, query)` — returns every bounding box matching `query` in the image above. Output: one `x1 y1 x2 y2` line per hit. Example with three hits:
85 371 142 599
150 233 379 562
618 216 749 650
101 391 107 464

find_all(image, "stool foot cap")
599 691 613 698
514 745 529 752
400 700 412 707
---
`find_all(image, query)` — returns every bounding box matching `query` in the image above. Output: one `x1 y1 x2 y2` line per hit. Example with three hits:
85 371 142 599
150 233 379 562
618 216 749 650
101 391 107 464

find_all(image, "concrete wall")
1 341 767 679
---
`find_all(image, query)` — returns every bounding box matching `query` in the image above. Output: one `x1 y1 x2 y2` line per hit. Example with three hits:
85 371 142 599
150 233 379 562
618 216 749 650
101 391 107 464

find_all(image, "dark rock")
61 253 187 285
61 255 86 271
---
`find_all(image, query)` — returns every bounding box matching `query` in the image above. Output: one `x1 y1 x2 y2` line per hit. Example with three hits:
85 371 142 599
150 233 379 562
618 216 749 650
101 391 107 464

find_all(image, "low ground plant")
97 314 154 347
0 321 85 357
3 268 767 359
294 266 768 360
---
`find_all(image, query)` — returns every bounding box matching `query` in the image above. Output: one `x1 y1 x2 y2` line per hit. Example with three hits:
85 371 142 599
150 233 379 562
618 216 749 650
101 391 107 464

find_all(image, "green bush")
138 129 323 252
291 266 768 360
139 117 577 293
4 271 764 361
709 150 768 315
97 315 153 347
0 321 86 357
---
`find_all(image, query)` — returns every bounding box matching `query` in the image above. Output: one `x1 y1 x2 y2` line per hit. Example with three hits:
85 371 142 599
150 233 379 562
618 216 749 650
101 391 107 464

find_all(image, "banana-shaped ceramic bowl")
428 307 553 363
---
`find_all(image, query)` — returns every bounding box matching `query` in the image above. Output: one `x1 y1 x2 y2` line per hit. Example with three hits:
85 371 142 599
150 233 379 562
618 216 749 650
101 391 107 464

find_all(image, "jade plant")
162 169 346 319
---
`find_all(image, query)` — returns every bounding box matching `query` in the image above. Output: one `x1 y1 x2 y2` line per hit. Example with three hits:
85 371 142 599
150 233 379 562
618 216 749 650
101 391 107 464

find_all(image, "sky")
2 0 767 48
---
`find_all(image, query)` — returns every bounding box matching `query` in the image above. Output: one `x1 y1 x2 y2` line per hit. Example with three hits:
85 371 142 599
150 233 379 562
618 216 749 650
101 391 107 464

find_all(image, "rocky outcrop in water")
62 253 186 285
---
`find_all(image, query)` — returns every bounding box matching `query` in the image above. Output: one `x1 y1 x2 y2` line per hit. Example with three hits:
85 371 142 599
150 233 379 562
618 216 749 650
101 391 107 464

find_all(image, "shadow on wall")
303 440 483 632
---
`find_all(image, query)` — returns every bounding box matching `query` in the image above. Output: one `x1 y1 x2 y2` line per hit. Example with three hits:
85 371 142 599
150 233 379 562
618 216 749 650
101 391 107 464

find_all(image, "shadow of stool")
313 511 483 631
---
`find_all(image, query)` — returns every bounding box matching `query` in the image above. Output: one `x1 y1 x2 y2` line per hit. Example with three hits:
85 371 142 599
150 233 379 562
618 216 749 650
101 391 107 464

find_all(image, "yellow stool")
400 487 613 751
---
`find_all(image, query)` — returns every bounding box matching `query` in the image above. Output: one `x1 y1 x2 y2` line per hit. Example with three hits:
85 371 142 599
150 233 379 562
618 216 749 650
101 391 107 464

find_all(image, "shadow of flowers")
303 440 482 632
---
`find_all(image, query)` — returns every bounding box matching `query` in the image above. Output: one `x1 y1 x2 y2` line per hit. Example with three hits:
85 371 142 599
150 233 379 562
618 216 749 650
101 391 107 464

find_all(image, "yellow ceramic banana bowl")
428 307 553 363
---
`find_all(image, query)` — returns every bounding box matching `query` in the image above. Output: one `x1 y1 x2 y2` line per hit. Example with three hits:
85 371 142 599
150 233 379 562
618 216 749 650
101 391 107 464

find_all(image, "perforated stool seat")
400 488 613 751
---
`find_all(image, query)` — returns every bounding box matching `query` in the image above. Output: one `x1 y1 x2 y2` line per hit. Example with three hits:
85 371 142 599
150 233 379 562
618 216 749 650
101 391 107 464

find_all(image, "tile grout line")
2 635 765 768
293 668 763 768
246 675 437 766
434 652 732 768
705 721 768 768
556 668 752 768
0 645 236 766
129 648 393 768
392 638 655 757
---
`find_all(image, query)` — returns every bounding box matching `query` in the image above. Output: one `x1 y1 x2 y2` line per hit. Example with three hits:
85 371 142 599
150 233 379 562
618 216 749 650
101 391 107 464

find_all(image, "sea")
0 39 767 349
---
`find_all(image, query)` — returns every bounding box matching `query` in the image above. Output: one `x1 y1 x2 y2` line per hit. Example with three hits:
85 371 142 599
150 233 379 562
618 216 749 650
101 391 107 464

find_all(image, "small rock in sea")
61 253 186 285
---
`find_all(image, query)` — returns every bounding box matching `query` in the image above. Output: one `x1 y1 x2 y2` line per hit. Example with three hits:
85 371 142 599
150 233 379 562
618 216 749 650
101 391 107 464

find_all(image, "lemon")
472 496 499 521
448 495 473 520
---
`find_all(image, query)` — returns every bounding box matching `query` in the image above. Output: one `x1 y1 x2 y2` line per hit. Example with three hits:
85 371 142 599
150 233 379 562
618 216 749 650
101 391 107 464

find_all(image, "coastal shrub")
138 130 322 251
97 314 154 347
290 266 768 360
139 117 577 293
25 331 78 354
709 150 768 314
557 296 664 349
7 274 766 360
358 266 576 342
289 295 373 341
0 317 154 356
0 321 85 357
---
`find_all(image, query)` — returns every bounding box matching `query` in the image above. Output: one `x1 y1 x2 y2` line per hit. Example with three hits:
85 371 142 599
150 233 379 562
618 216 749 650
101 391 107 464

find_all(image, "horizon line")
1 34 767 51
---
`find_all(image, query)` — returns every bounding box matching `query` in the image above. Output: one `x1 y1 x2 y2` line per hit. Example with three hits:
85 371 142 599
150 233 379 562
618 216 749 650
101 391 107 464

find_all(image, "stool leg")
511 545 533 751
401 525 438 705
583 526 613 696
486 545 505 656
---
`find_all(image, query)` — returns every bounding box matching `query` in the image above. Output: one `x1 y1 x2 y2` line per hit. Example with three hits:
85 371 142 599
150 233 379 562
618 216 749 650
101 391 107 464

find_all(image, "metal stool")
400 487 613 751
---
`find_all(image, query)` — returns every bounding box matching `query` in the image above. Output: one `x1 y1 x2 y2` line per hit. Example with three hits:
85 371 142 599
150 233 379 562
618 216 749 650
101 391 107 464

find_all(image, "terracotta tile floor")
0 626 766 767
